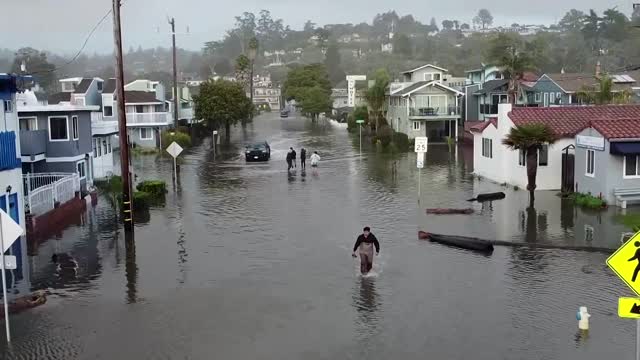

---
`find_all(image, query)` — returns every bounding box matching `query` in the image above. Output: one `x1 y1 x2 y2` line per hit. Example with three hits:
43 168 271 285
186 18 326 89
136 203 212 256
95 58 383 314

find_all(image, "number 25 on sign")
414 137 428 153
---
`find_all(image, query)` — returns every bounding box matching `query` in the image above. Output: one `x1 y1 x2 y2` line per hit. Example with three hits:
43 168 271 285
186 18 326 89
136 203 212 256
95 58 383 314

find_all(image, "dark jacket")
353 233 380 253
292 150 297 160
286 152 293 162
300 149 307 160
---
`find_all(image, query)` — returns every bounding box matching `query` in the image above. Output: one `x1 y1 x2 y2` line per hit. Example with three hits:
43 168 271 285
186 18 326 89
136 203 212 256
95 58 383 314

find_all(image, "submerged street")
2 113 637 359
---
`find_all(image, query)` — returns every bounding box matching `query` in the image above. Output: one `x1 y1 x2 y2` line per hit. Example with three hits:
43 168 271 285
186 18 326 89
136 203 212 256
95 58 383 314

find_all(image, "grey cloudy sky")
4 0 632 54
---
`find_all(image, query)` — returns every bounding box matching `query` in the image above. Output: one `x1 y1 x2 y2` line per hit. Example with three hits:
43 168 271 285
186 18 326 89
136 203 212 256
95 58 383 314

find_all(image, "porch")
411 118 459 143
23 173 80 216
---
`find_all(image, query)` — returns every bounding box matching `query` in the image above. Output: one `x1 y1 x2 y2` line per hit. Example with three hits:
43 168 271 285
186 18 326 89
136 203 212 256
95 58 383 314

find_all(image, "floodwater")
1 113 638 359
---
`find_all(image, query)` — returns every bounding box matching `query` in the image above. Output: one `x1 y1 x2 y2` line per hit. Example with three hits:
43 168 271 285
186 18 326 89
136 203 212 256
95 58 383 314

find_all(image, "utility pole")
169 17 179 128
112 0 133 231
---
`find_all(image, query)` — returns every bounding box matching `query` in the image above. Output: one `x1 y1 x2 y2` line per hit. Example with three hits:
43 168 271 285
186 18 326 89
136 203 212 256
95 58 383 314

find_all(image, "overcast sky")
3 0 632 55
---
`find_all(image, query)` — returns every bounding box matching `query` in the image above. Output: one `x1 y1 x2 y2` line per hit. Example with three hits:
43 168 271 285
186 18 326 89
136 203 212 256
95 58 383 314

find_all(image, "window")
3 100 12 113
482 138 493 158
97 82 103 91
103 106 113 117
624 155 640 178
93 139 97 158
433 73 441 81
19 117 37 131
519 149 526 166
549 92 556 104
48 116 69 141
62 82 74 92
586 149 595 177
543 93 549 107
103 140 107 155
107 138 112 153
534 92 541 102
557 93 562 103
140 127 153 140
76 160 86 179
72 116 79 140
538 145 549 166
97 139 102 156
135 105 144 113
413 121 421 131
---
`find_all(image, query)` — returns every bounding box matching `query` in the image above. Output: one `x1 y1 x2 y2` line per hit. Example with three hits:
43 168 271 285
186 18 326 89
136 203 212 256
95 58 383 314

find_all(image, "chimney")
595 61 601 77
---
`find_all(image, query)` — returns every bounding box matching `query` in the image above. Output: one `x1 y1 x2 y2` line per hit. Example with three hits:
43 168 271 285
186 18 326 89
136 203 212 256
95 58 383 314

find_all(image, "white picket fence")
23 173 81 216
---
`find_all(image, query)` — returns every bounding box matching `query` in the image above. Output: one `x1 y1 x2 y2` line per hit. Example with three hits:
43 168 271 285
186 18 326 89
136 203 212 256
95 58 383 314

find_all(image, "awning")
610 142 640 155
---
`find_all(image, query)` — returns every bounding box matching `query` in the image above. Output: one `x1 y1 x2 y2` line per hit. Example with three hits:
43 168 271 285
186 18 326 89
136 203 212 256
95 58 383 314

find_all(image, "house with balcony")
102 79 172 148
387 64 464 141
170 84 197 125
252 74 281 111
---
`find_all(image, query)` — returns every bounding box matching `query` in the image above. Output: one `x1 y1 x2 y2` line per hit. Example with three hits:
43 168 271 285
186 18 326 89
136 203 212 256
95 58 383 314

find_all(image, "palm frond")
502 123 556 150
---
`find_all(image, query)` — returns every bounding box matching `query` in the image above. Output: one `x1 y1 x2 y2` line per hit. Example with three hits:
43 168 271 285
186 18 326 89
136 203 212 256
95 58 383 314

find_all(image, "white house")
471 104 640 190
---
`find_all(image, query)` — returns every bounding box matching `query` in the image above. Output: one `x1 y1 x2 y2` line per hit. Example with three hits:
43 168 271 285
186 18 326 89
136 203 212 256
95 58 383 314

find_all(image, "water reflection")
124 231 137 304
352 277 380 333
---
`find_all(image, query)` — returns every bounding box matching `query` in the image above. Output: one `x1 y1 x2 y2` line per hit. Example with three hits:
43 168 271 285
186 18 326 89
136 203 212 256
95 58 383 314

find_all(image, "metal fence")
23 173 80 216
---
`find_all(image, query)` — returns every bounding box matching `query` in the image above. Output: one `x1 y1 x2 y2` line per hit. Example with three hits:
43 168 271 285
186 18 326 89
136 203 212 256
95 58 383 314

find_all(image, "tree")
304 20 316 33
213 58 233 75
475 9 494 29
442 20 454 31
324 43 345 86
461 23 471 30
393 34 412 56
602 8 628 42
283 64 332 120
581 10 603 52
559 9 586 31
577 75 633 105
365 69 390 134
453 20 460 30
429 18 439 32
235 54 251 90
12 47 57 93
487 33 535 104
502 123 556 207
193 80 252 141
314 28 331 49
234 12 257 52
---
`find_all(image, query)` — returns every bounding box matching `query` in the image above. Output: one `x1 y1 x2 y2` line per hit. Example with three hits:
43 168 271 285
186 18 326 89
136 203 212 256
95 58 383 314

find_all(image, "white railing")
125 112 171 125
91 112 104 122
23 173 80 216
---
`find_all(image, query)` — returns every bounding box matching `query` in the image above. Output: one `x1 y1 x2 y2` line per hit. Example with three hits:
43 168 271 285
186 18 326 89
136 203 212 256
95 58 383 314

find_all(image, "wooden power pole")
170 17 179 128
112 0 133 231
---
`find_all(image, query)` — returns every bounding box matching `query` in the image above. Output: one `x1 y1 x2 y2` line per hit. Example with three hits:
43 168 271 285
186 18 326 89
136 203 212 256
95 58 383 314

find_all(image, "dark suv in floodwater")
245 141 271 162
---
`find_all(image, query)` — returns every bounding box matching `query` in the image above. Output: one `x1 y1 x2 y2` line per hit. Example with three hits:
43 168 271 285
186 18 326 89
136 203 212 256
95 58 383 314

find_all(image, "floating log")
467 192 506 202
0 292 47 318
426 208 474 215
418 231 494 252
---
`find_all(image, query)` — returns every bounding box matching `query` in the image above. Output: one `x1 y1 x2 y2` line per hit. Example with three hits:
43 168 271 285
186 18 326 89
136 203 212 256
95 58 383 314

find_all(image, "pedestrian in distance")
291 147 297 168
352 227 380 275
300 148 307 169
310 151 321 167
286 149 294 171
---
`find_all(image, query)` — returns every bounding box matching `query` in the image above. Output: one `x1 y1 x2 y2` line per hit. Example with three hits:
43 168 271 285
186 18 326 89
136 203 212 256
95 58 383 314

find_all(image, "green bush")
136 180 167 198
133 191 151 210
392 131 410 151
162 131 192 149
373 125 393 147
573 193 607 209
347 106 369 133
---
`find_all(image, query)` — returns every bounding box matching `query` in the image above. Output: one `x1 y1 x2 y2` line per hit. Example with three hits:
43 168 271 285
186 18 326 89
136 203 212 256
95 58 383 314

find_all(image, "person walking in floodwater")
629 241 640 282
310 151 321 167
291 147 297 168
286 149 294 171
300 148 307 169
352 227 380 275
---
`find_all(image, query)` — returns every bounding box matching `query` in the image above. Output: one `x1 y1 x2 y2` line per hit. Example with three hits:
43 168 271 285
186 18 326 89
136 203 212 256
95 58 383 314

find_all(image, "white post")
173 157 177 183
0 220 10 343
418 168 421 205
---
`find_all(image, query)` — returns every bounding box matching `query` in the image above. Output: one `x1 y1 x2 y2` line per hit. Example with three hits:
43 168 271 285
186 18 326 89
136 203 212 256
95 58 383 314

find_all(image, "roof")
401 64 448 74
508 105 640 138
18 104 100 112
469 118 497 133
392 81 464 97
474 79 509 95
542 73 596 93
587 119 640 140
124 91 161 104
47 92 71 104
102 78 116 93
74 78 93 94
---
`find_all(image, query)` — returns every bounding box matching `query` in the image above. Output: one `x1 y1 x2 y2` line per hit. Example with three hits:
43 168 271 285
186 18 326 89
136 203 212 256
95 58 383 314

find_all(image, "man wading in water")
352 227 380 275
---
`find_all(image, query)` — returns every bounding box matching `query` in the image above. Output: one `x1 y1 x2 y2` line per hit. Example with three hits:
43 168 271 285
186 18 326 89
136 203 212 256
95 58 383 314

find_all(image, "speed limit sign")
414 137 428 153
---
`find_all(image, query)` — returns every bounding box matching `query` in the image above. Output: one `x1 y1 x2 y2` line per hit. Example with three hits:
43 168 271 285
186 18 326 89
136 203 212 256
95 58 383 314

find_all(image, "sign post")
166 141 184 183
0 209 24 343
356 120 364 157
606 230 640 360
414 137 428 204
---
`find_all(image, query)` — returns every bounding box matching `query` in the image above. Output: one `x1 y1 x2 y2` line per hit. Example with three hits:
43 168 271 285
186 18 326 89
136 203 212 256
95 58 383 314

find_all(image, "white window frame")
534 92 541 102
482 138 493 159
107 137 112 153
72 115 79 140
413 121 421 131
139 127 153 140
549 92 556 104
518 149 526 166
97 81 103 91
538 145 549 167
586 149 595 177
623 155 640 179
48 115 70 142
93 139 97 158
556 92 562 103
18 117 38 131
76 160 86 180
103 105 113 117
543 93 549 107
3 100 12 113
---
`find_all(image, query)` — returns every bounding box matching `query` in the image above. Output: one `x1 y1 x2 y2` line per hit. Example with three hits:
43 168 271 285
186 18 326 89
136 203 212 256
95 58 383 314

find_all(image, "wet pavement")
1 113 638 359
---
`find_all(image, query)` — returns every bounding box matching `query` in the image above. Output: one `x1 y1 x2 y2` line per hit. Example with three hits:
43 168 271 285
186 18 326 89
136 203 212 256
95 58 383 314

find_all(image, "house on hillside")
387 64 464 141
471 104 640 190
575 119 640 208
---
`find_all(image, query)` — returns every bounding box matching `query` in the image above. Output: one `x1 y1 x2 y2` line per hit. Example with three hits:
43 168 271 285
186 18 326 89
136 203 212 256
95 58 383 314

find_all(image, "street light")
356 119 365 156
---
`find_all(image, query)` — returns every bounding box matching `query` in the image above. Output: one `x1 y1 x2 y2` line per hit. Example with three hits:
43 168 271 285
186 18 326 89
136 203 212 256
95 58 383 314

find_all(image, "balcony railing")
20 130 47 156
23 173 80 216
479 104 499 115
125 112 172 125
91 112 118 134
409 105 461 117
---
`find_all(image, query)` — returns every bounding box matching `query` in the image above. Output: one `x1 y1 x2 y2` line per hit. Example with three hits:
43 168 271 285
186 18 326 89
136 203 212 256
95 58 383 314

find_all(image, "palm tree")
577 75 632 104
365 69 390 134
502 123 556 207
487 34 534 104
